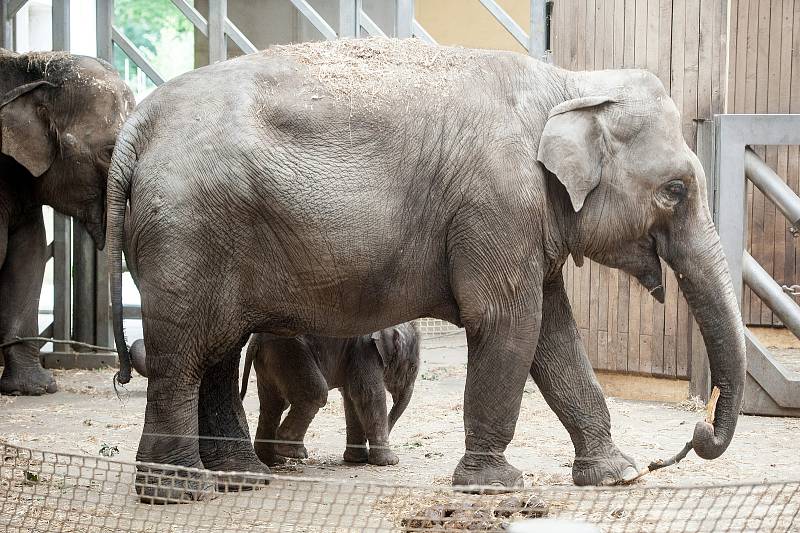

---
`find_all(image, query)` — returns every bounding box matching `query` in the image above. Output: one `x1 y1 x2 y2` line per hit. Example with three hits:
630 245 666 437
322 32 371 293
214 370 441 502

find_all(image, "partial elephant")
108 39 745 501
239 323 420 467
0 49 133 395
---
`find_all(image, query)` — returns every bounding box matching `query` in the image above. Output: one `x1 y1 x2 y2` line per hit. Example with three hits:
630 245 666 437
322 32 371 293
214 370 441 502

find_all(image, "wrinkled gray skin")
108 40 746 502
0 49 133 395
239 323 420 467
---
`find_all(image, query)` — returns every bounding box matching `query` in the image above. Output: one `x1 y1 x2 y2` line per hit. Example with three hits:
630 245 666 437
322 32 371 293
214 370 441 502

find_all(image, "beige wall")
416 0 529 53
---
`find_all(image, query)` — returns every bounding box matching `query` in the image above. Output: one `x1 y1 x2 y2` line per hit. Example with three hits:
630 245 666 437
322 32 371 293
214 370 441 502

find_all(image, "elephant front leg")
0 211 57 396
531 278 637 486
341 389 368 463
198 348 270 490
343 368 397 466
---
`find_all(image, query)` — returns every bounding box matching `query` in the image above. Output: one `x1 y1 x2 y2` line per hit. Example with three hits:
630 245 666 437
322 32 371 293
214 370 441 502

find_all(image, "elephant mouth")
83 217 106 250
627 236 665 303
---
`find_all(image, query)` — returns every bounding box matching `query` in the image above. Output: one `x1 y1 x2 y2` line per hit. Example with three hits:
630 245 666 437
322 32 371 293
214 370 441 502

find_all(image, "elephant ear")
0 80 58 177
536 96 615 212
371 328 401 368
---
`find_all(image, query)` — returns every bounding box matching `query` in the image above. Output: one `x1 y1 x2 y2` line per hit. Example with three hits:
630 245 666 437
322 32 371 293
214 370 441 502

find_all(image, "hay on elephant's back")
265 38 485 104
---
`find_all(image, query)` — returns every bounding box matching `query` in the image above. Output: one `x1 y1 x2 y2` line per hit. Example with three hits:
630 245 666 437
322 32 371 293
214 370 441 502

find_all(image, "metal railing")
710 114 800 416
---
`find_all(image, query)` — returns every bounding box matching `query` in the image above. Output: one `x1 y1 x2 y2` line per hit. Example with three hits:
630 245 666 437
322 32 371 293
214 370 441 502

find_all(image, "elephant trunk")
388 383 415 434
670 223 746 460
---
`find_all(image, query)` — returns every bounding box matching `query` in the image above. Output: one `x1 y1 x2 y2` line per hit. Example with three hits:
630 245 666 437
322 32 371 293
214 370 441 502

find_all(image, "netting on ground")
1 442 798 532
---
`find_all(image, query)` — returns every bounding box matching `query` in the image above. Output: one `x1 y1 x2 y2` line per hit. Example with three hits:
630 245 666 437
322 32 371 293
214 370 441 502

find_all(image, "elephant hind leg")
198 345 270 491
253 377 288 466
273 357 328 460
531 278 637 486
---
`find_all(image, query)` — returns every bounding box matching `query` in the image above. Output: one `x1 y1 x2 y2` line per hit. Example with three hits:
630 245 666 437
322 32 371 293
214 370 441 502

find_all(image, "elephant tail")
240 339 258 401
109 131 136 388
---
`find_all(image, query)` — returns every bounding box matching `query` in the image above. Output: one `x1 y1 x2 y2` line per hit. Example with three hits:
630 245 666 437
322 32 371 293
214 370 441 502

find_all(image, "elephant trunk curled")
671 223 746 460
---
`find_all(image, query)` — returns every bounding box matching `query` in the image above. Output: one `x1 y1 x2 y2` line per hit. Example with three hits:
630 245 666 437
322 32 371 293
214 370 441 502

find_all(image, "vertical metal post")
339 0 356 38
714 116 747 307
96 0 112 61
208 0 226 63
1 1 13 49
95 0 114 348
52 0 70 51
529 0 546 60
52 0 73 348
73 229 96 348
395 0 413 38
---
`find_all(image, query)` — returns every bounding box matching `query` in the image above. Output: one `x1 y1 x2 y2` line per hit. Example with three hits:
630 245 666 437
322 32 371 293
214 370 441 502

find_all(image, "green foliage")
113 0 195 98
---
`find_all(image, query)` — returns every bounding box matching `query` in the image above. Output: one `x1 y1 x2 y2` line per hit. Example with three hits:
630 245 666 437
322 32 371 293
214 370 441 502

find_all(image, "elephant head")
372 322 421 432
537 69 746 461
0 51 134 248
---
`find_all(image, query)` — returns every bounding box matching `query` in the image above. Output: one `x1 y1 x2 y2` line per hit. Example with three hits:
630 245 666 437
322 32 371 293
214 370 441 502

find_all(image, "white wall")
14 0 95 55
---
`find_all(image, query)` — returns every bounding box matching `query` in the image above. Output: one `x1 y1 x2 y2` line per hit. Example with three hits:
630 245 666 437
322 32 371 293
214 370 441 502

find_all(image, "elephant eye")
665 179 687 198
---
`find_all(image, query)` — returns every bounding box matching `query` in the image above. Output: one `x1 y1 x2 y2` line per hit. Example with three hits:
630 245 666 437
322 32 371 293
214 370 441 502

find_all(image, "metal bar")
1 0 13 49
224 19 257 54
358 9 387 37
95 0 113 61
123 305 142 320
112 27 166 85
714 115 748 307
412 19 436 44
52 214 71 344
170 0 208 35
45 241 53 260
73 227 95 349
51 0 70 51
208 0 226 63
289 0 338 40
395 0 413 38
339 0 357 38
477 0 529 50
743 252 800 340
744 147 800 230
529 0 547 58
7 0 27 18
95 249 111 347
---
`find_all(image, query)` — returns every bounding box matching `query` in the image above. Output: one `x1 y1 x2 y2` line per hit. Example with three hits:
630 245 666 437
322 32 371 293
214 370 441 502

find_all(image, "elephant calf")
240 323 420 466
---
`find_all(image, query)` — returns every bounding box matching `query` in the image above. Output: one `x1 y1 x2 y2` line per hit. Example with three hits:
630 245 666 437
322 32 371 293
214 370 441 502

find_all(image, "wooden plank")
614 0 625 68
577 0 587 68
683 0 699 148
607 267 619 371
734 0 749 113
697 0 713 121
624 0 636 66
627 279 641 373
789 2 800 293
605 0 615 69
589 261 599 367
597 264 609 369
617 273 630 371
595 0 605 69
749 1 771 324
761 0 782 325
635 0 648 68
676 293 690 378
646 0 659 74
587 0 597 68
658 0 673 91
663 270 679 377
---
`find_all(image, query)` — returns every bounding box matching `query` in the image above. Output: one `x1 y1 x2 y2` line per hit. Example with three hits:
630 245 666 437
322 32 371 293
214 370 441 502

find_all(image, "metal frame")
713 113 800 415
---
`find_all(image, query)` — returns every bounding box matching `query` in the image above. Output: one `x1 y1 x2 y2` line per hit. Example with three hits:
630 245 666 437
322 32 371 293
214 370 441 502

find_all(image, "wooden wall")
728 0 800 326
550 0 728 379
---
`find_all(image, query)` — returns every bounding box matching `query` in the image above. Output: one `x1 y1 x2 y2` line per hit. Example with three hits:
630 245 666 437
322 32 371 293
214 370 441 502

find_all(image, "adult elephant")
0 49 133 395
108 39 745 501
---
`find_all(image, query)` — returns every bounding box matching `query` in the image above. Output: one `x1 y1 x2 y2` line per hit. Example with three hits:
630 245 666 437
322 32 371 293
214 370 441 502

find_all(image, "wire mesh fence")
1 441 799 532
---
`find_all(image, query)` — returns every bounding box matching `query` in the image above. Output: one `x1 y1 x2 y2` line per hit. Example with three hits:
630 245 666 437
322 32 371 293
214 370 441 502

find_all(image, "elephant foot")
368 447 399 466
452 454 523 493
201 453 271 492
255 442 287 466
135 467 216 504
342 445 369 464
572 447 638 486
0 365 57 396
273 442 308 460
